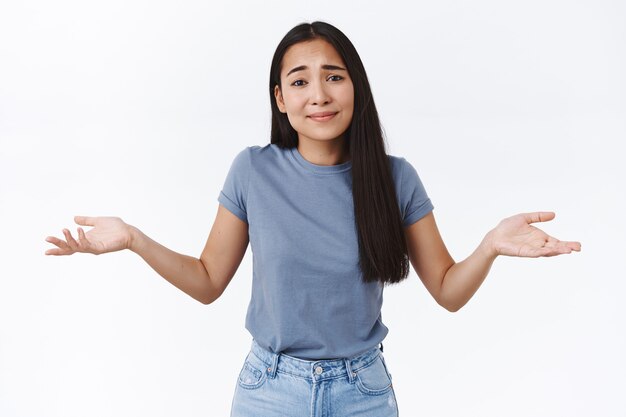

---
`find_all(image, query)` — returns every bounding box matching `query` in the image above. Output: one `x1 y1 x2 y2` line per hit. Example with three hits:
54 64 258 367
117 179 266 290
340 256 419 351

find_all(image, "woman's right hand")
44 216 135 256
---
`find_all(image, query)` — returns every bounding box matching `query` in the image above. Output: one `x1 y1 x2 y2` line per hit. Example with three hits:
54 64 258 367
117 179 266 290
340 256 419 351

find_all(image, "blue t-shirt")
218 143 434 360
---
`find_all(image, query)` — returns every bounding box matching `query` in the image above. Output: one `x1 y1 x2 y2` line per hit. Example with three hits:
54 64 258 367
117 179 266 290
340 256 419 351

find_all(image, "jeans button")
315 366 323 375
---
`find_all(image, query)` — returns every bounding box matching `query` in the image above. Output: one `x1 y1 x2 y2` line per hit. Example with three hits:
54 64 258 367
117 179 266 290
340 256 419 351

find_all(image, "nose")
310 79 330 105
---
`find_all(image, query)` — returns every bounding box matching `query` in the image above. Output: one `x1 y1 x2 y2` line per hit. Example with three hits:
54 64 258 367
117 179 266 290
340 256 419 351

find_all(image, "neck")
296 137 350 166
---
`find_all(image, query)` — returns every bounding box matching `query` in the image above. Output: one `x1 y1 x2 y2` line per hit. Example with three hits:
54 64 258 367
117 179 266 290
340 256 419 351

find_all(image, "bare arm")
45 204 249 305
130 205 248 304
405 211 581 312
437 237 497 312
129 227 215 304
404 212 456 311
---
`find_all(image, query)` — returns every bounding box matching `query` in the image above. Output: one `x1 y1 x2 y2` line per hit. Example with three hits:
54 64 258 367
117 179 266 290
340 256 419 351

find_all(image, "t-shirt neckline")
289 146 352 175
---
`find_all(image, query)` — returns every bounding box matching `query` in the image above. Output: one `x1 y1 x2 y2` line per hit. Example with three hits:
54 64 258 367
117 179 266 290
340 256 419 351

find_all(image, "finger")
542 236 559 248
560 241 581 251
74 216 95 227
45 236 71 250
77 227 90 249
568 241 582 251
528 247 554 258
63 228 79 250
541 246 572 257
44 236 72 255
523 211 556 224
545 237 581 252
45 247 72 256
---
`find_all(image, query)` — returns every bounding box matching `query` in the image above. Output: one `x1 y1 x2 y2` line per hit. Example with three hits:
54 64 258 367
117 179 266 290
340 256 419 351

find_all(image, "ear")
274 85 287 113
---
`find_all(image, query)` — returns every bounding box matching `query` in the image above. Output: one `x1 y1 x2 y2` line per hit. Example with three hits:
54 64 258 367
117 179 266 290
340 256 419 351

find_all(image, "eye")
291 79 306 87
328 75 343 81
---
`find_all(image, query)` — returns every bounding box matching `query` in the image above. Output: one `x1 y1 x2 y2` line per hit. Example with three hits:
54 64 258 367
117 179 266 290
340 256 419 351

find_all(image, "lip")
308 111 338 121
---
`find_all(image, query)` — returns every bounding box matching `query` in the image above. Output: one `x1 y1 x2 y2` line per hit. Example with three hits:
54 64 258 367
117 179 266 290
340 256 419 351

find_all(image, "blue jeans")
230 339 399 417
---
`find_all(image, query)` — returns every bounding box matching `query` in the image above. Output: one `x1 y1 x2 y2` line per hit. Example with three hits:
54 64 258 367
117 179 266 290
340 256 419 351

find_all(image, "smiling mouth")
308 112 338 122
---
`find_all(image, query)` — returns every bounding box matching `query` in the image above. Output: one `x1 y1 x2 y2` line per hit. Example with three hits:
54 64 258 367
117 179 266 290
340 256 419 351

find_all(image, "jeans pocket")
354 354 393 396
379 351 393 382
237 351 268 390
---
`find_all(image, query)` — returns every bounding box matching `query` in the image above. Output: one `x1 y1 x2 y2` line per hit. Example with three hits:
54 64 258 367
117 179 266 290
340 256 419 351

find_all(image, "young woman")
44 21 581 417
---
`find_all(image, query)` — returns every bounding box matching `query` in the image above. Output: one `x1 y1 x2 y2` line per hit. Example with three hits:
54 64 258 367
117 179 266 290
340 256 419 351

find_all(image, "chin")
306 131 348 141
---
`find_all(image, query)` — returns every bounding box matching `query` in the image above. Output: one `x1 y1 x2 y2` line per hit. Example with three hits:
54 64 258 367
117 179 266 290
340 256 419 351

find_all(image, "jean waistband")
248 339 384 381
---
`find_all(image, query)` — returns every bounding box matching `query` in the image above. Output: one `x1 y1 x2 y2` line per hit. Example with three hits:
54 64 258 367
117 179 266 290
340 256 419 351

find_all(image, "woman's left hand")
484 211 581 258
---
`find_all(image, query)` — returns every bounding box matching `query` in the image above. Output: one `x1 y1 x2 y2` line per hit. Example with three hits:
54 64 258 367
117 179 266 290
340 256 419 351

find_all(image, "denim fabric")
230 339 399 417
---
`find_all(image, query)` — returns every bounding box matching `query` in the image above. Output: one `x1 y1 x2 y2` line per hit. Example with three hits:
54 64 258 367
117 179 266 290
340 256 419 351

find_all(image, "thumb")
523 211 556 224
74 215 96 226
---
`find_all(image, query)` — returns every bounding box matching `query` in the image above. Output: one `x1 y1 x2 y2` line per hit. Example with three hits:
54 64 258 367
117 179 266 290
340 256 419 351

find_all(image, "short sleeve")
217 147 251 223
400 157 434 227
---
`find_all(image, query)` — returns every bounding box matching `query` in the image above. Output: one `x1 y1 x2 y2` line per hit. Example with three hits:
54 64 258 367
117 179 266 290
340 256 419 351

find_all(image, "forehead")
281 38 345 76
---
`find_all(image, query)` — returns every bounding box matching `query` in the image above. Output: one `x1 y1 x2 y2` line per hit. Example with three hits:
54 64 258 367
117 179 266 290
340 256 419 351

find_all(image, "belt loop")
344 358 356 384
267 352 279 379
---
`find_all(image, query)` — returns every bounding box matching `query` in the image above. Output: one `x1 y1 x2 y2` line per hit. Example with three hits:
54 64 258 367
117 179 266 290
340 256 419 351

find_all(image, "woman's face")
274 38 354 145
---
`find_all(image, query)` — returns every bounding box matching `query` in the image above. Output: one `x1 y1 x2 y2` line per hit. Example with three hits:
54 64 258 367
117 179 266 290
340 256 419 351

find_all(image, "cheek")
283 105 304 129
343 89 355 124
285 113 298 130
282 91 305 109
341 85 355 108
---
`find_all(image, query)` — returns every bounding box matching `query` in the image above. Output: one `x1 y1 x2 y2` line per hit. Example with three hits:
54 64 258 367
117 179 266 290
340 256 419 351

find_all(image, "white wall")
1 0 624 416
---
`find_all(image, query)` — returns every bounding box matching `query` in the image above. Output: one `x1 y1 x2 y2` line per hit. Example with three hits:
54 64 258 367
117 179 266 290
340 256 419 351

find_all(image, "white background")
1 0 624 416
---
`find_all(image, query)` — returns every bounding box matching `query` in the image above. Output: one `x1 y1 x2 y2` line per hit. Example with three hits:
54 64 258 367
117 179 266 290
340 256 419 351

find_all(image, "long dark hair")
269 21 410 286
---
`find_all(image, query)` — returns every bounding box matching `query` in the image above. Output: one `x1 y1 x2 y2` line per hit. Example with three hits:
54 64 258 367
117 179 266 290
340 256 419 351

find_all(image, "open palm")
488 211 581 258
44 216 133 256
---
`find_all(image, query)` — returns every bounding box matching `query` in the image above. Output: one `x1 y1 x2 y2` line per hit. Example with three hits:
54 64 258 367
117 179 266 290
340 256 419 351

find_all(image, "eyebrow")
286 64 347 77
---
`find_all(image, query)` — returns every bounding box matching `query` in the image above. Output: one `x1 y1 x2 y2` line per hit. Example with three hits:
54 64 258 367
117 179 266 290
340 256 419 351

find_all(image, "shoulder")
386 153 405 167
386 153 429 197
239 143 287 161
229 143 271 166
386 153 412 181
227 143 292 177
243 143 295 168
